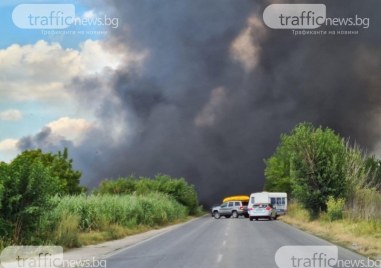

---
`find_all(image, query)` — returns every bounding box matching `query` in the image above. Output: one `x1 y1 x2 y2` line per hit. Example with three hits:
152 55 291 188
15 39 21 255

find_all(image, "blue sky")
0 1 105 49
0 0 123 161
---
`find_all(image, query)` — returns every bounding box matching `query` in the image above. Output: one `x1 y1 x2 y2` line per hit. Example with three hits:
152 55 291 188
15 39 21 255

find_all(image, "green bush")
0 156 60 243
0 148 85 246
95 174 200 215
326 196 345 221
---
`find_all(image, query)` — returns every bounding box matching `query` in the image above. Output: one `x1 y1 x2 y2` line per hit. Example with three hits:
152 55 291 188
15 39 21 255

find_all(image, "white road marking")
217 254 223 263
222 240 226 247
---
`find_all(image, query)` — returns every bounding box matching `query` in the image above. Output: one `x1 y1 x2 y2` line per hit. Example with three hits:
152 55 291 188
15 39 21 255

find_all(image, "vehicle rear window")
253 203 269 208
242 202 248 206
234 202 240 206
271 197 286 206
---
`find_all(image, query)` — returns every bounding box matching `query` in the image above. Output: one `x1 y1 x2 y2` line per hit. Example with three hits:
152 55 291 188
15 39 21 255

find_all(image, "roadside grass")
35 192 191 249
282 203 381 259
77 224 151 246
0 192 203 251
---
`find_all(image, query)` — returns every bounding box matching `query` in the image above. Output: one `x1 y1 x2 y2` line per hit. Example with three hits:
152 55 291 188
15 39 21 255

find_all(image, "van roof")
249 192 287 196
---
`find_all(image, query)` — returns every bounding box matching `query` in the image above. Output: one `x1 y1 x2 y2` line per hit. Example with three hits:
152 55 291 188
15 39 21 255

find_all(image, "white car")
248 203 277 221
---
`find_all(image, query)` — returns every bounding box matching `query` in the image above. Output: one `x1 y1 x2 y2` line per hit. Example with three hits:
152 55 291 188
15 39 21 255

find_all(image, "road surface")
103 216 373 268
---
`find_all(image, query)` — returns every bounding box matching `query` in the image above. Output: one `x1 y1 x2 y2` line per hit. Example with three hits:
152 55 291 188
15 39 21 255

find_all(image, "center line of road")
217 254 223 263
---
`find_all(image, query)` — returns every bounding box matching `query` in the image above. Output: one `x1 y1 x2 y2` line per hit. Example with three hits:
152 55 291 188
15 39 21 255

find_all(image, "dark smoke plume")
19 0 381 206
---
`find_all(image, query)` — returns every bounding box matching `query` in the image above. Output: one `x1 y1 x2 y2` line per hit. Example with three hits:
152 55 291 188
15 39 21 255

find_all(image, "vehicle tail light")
248 208 253 211
240 206 243 210
265 206 271 211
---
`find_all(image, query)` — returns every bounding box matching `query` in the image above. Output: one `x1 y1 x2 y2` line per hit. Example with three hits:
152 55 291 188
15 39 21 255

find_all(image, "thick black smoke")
19 0 381 206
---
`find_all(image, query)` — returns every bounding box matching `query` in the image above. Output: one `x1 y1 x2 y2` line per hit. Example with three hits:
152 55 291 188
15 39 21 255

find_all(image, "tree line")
0 149 199 246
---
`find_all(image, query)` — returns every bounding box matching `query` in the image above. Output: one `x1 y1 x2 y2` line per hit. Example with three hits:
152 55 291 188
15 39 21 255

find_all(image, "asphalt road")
104 216 374 268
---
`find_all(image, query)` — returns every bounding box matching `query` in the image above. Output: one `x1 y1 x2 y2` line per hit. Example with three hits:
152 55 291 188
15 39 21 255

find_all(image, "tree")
0 157 60 242
265 123 349 217
12 148 85 195
264 142 293 196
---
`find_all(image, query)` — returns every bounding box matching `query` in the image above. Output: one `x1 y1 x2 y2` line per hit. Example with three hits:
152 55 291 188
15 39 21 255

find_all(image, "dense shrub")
0 157 60 243
0 148 84 245
95 174 200 215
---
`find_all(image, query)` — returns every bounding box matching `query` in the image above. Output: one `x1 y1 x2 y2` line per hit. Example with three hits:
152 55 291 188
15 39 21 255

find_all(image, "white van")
248 192 288 216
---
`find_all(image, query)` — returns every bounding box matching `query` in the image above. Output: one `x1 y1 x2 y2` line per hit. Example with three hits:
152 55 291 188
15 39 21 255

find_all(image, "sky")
0 0 124 161
1 0 380 205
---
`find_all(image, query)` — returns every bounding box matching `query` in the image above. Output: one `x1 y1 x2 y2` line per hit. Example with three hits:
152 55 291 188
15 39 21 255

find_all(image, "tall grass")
283 201 381 258
46 193 188 232
346 188 381 221
35 192 189 247
285 202 310 221
0 192 189 249
343 143 381 221
54 212 81 248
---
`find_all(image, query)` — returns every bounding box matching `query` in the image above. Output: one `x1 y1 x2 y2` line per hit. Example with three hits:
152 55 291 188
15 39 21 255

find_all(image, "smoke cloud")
18 0 381 205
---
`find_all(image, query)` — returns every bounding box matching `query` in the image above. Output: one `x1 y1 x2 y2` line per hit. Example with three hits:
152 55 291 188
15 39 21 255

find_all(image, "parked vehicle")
211 200 249 219
248 203 277 221
248 192 288 216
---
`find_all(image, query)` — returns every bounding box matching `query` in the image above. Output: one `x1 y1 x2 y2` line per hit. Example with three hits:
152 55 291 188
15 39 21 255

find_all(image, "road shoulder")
63 216 204 262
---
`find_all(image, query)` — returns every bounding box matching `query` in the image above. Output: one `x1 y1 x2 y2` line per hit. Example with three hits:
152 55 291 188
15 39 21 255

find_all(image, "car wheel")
249 217 253 221
232 211 238 218
213 212 220 219
268 216 272 221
